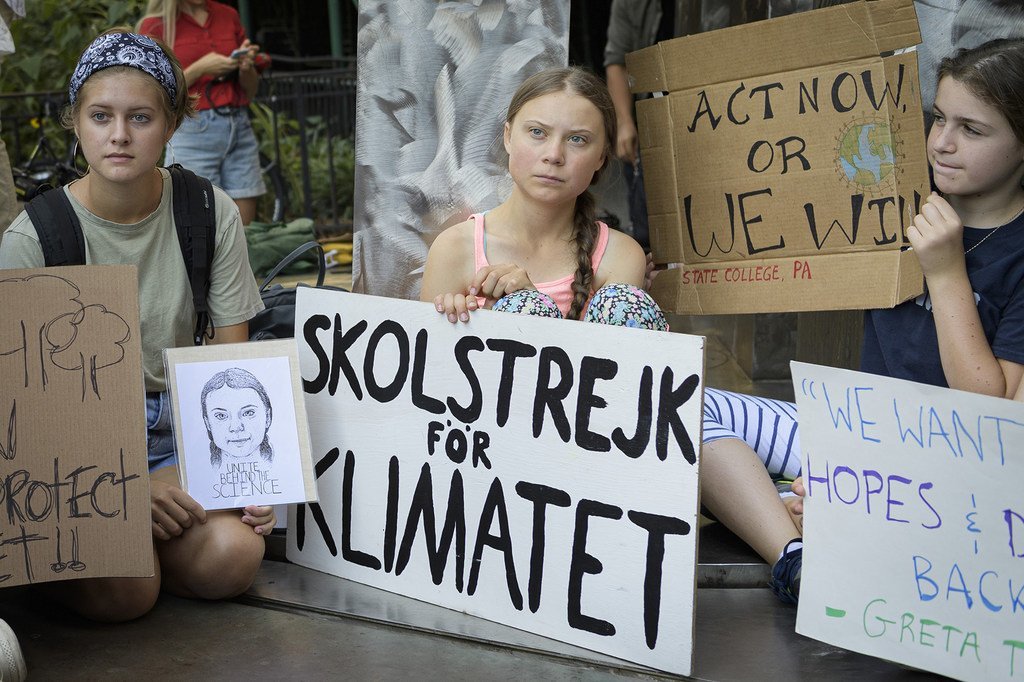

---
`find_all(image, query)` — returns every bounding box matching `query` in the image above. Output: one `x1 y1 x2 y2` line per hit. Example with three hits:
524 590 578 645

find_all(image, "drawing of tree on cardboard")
48 304 131 401
0 275 83 390
0 400 14 461
0 265 152 587
0 274 130 400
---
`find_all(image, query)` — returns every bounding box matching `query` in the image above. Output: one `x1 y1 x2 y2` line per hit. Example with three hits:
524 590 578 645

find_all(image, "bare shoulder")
596 228 646 287
421 217 477 301
605 227 645 263
430 217 475 251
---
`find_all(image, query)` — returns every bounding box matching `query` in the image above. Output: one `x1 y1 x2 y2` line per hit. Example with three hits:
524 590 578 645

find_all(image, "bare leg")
700 438 802 565
782 496 803 533
234 196 257 226
40 550 162 623
150 466 265 599
40 466 265 619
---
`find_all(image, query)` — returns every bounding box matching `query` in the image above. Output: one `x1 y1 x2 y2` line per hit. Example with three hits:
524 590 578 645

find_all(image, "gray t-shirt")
0 168 264 392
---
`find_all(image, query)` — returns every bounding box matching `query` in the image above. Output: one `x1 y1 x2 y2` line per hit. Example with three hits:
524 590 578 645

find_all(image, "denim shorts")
146 391 178 472
166 108 266 199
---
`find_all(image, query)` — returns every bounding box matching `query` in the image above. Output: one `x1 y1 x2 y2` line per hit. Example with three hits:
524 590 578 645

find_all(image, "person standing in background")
0 0 25 232
604 0 677 252
138 0 266 225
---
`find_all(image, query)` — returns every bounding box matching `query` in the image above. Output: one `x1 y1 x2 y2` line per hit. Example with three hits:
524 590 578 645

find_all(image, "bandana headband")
69 32 177 106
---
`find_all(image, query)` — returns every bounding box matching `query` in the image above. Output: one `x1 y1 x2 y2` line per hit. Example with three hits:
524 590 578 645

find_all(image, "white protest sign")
792 361 1024 681
164 340 318 511
286 289 704 676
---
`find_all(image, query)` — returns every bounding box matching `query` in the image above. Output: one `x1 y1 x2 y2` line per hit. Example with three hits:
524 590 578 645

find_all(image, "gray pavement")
0 552 931 681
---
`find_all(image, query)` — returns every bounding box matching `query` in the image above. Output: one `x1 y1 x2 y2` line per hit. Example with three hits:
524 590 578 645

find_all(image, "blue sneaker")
769 539 802 605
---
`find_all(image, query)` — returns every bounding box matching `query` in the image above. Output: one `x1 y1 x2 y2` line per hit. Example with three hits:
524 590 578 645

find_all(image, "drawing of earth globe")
837 121 895 187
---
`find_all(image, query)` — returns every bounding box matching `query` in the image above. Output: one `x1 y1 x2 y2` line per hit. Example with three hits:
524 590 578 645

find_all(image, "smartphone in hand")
229 47 250 59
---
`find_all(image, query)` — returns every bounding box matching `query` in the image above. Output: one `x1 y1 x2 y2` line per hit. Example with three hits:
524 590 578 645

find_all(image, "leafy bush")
2 0 148 165
3 0 147 95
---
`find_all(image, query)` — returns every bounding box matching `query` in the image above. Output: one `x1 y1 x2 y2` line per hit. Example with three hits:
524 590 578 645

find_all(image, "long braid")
568 190 598 321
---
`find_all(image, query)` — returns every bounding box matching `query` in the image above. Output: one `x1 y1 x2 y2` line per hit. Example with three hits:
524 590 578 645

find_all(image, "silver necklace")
964 202 1024 255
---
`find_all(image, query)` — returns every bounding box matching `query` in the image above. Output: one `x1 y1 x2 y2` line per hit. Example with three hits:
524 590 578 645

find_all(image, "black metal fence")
0 57 358 234
255 59 356 234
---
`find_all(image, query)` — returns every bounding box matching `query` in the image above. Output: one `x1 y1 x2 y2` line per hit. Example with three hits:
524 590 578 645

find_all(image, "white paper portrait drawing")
164 341 317 510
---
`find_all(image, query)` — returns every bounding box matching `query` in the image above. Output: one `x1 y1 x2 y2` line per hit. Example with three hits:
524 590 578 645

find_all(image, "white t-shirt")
0 168 264 391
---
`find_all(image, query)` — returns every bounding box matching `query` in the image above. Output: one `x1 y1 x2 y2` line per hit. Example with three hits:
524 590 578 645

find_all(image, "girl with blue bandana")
0 29 273 622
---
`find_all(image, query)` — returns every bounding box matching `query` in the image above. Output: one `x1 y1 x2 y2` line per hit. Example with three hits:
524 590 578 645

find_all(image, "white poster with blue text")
287 289 704 676
793 361 1024 682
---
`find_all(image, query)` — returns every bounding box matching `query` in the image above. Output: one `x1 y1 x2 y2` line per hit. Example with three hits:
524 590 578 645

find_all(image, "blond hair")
138 0 181 49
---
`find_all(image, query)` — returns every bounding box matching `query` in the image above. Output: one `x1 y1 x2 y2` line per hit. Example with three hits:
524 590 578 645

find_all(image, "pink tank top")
472 213 609 317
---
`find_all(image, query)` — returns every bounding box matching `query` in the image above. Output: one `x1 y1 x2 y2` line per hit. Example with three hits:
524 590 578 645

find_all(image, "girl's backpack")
25 164 216 346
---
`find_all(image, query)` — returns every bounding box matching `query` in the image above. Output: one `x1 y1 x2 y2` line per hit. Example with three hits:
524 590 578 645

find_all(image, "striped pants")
702 388 802 480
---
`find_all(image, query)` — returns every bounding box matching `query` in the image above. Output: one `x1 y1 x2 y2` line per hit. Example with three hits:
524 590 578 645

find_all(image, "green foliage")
250 102 354 224
1 0 148 165
3 0 149 95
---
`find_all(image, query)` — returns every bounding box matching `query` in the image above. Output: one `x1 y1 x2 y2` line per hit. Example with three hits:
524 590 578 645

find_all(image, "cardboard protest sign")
164 340 318 510
0 266 152 586
286 289 704 676
627 0 929 314
792 362 1024 681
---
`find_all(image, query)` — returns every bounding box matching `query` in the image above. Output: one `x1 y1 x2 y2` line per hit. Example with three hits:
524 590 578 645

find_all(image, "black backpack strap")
168 164 216 345
25 187 87 266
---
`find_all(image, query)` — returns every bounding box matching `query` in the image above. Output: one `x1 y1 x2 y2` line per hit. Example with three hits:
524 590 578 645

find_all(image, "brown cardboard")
649 249 921 314
0 266 153 586
627 0 928 314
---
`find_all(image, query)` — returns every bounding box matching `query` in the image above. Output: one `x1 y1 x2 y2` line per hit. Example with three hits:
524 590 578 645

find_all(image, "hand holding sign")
432 291 479 323
241 504 276 535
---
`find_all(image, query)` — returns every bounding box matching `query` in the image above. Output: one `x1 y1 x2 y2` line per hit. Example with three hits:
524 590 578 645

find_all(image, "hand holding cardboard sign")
644 251 662 291
432 291 479 323
906 193 966 279
616 118 639 166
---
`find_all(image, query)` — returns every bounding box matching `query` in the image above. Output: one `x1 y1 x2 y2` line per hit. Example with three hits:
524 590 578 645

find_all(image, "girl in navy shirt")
702 37 1024 604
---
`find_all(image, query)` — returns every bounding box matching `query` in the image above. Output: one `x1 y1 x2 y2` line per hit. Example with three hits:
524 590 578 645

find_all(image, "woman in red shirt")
139 0 265 224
